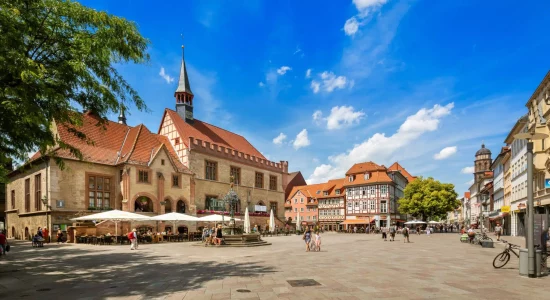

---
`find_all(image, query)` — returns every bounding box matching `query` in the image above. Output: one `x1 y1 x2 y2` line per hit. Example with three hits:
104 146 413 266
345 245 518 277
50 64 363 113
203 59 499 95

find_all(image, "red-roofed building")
342 161 411 230
6 111 195 240
157 46 294 225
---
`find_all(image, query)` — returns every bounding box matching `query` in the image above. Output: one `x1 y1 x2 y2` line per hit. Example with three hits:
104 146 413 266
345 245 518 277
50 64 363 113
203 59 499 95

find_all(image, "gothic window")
205 161 217 181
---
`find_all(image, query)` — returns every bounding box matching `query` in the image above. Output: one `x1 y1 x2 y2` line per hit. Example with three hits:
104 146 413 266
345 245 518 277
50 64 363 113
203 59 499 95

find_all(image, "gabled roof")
345 161 386 175
343 170 393 187
164 109 265 159
387 162 416 182
284 171 307 199
287 182 327 201
317 178 346 199
27 112 190 174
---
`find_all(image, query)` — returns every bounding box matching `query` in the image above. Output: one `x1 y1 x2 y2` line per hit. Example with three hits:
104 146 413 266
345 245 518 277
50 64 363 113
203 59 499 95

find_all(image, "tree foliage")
398 177 459 221
0 0 150 178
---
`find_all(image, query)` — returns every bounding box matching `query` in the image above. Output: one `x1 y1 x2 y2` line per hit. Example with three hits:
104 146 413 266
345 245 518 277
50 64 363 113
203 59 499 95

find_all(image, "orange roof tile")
346 161 386 175
317 178 346 199
164 109 265 159
387 162 417 182
30 112 190 173
343 170 394 187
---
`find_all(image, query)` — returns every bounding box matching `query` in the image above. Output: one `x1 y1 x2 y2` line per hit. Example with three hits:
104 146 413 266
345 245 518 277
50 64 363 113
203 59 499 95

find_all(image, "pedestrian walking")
402 226 410 243
315 231 321 251
129 228 138 250
303 228 312 252
0 230 6 256
353 226 357 234
381 226 387 241
43 227 49 243
494 223 502 241
56 230 64 243
417 226 421 235
389 223 397 241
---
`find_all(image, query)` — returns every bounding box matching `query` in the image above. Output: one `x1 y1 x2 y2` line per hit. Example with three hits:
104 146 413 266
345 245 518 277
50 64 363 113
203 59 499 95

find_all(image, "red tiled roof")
317 178 346 199
29 112 190 173
346 161 386 175
164 109 265 159
343 171 394 187
286 182 327 201
387 162 417 182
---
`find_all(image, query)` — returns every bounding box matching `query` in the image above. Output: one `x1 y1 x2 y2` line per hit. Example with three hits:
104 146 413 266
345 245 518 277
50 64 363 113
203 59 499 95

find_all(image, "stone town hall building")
5 47 300 239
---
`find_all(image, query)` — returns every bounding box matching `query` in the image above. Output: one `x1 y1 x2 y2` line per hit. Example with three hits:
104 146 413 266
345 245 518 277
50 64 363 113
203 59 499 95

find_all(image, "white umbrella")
296 211 301 231
404 220 427 225
428 220 441 224
269 208 275 233
71 209 150 242
150 212 199 234
244 207 251 234
199 214 242 222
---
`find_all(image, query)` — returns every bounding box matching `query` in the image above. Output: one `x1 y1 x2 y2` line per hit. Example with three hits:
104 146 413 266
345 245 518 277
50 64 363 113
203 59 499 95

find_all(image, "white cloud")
344 17 360 36
294 47 302 55
305 69 312 78
310 81 321 93
258 82 265 87
293 129 311 150
343 0 388 36
321 106 366 130
159 67 174 84
307 103 454 183
466 179 474 186
312 110 323 123
310 71 348 93
461 166 475 174
272 133 287 145
277 66 292 75
434 146 457 160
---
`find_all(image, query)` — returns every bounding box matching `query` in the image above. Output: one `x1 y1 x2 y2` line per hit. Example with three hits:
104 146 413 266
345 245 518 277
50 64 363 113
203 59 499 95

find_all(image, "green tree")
0 0 150 178
398 177 459 221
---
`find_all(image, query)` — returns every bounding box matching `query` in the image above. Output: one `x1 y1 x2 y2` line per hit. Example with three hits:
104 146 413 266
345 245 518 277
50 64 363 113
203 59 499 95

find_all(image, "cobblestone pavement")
0 232 549 300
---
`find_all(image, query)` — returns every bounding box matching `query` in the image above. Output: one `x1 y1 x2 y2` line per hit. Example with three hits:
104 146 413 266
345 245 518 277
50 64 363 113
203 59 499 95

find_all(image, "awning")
341 219 373 225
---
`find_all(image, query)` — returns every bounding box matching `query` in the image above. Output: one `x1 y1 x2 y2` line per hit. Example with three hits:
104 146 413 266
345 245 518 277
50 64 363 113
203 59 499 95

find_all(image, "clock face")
185 110 193 120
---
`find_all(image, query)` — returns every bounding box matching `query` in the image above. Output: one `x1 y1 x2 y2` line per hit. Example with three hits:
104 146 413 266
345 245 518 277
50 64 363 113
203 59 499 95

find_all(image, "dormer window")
335 190 341 195
365 173 370 180
348 175 354 182
316 190 320 194
323 191 328 196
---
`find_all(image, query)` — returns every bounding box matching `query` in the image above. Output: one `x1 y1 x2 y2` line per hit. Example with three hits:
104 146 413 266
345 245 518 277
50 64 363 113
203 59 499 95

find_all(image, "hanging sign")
501 206 510 213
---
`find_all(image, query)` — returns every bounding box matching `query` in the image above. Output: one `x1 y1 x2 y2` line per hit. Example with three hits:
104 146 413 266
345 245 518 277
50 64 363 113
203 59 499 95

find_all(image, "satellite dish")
514 132 549 140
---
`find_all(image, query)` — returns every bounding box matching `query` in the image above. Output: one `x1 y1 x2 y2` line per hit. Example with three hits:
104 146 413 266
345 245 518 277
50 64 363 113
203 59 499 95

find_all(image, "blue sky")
81 0 550 195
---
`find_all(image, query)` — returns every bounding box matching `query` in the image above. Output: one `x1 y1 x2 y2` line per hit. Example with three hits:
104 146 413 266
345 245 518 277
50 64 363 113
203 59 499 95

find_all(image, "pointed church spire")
175 45 193 95
175 42 195 124
118 103 127 125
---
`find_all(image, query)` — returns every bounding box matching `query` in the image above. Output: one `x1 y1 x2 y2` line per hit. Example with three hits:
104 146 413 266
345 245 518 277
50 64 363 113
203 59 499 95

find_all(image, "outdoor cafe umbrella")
428 220 442 224
244 207 251 234
149 212 200 234
199 214 242 222
404 220 426 225
269 208 275 233
71 209 151 242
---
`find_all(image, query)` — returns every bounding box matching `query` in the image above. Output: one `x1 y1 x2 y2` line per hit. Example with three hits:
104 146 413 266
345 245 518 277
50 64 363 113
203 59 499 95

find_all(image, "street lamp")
41 196 51 242
514 131 549 278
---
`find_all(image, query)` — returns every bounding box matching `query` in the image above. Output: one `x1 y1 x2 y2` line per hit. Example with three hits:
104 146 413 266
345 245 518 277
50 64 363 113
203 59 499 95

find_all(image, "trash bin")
481 240 493 248
519 248 542 277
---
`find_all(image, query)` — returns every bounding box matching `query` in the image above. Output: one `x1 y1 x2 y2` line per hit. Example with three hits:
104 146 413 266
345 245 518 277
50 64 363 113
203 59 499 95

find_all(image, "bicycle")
474 231 493 246
493 240 520 268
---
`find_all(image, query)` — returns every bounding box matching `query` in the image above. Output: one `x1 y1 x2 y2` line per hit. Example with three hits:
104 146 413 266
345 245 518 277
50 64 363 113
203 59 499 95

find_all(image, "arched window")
165 199 172 212
24 227 29 239
135 196 153 212
177 200 186 213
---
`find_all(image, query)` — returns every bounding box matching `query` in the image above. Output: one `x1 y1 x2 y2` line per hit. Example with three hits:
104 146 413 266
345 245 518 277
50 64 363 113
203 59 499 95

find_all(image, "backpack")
127 232 134 239
390 226 396 234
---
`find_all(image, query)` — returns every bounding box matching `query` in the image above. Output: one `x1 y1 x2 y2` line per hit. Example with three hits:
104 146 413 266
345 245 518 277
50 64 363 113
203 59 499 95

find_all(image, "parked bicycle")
474 231 493 246
493 240 520 268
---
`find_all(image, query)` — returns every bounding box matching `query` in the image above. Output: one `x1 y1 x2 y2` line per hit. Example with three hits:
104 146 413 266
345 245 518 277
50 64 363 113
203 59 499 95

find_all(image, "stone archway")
176 200 186 213
11 226 15 239
135 196 154 212
165 198 173 212
24 227 29 240
130 192 158 213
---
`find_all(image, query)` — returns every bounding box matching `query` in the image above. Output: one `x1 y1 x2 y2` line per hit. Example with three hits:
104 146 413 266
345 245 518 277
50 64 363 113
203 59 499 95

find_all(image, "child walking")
315 231 321 252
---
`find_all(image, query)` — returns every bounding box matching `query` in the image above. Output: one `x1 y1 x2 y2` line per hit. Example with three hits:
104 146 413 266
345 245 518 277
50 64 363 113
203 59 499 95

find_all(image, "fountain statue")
221 176 242 235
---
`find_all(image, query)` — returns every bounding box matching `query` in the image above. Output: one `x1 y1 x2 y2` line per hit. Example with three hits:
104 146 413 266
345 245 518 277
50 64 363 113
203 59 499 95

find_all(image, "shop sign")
501 206 510 213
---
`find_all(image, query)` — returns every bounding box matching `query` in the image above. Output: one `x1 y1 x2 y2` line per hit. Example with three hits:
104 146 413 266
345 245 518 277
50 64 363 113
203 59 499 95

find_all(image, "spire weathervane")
181 34 185 59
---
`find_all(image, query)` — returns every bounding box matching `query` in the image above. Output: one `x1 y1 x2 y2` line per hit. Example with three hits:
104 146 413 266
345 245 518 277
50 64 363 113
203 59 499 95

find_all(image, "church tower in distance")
175 45 194 124
474 143 492 182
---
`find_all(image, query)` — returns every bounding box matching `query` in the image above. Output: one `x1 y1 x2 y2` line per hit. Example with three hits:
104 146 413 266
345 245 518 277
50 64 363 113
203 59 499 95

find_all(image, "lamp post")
514 131 548 278
41 196 51 242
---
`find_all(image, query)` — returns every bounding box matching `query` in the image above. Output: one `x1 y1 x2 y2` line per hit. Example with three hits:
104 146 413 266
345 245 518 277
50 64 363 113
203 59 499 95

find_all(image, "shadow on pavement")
0 240 276 299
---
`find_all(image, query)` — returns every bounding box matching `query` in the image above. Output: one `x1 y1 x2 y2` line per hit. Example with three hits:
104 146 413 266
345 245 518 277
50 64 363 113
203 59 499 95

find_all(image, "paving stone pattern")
0 233 549 299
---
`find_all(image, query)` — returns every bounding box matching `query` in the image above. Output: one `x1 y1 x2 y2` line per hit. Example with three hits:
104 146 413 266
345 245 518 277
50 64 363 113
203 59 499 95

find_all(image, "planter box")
481 240 493 248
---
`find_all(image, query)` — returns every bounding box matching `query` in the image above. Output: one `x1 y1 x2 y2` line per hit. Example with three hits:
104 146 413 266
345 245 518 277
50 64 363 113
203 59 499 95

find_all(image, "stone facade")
6 146 194 240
